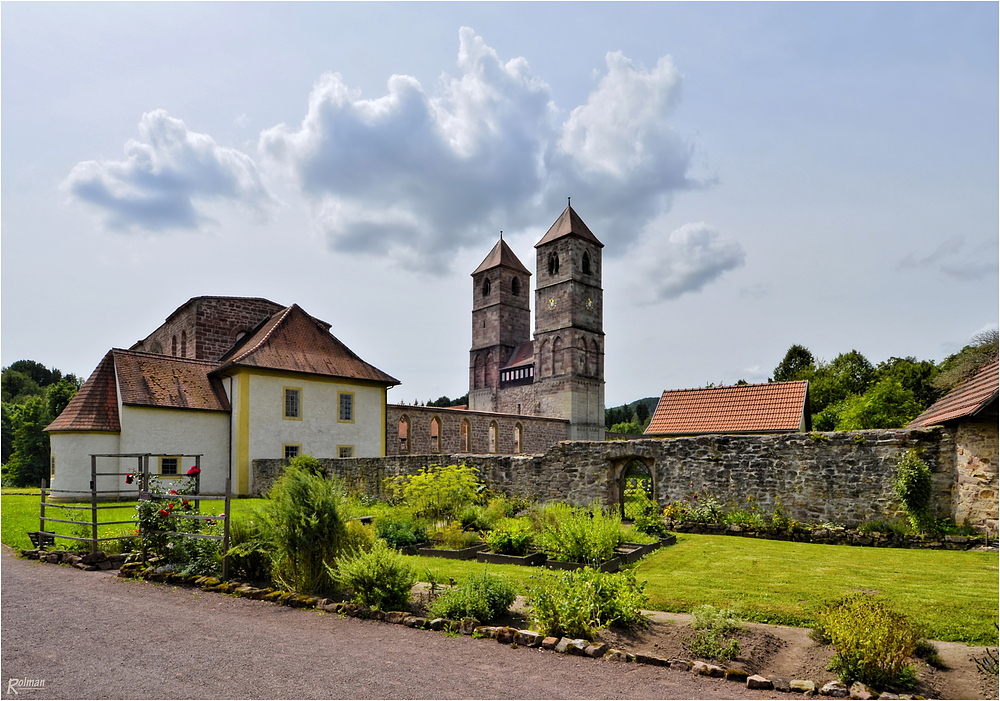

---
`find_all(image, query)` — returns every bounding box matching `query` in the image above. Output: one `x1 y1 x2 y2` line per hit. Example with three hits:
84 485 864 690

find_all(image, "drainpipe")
228 375 234 485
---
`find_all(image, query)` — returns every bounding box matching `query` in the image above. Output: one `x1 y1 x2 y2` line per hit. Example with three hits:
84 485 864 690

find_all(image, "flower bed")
416 542 488 560
667 522 986 550
476 551 547 566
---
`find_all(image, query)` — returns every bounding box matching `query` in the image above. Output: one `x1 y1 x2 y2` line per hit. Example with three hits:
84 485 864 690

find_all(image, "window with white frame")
284 388 302 419
338 392 354 422
338 446 354 458
283 444 301 460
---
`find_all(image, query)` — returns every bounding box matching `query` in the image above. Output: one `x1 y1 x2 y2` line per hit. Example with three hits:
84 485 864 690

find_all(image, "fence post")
39 479 48 549
90 455 99 554
221 477 232 580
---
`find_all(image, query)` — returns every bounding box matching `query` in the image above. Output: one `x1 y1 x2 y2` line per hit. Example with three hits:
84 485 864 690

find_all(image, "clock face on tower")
547 298 557 310
586 298 594 310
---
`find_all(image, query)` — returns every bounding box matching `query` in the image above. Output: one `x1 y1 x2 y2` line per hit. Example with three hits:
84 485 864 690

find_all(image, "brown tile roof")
114 351 230 412
217 304 400 385
645 380 809 435
502 341 535 369
46 351 121 432
534 205 604 249
472 239 531 276
908 361 998 428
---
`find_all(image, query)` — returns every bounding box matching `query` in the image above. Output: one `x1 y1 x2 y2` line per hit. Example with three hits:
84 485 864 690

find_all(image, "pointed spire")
535 203 603 248
472 238 531 276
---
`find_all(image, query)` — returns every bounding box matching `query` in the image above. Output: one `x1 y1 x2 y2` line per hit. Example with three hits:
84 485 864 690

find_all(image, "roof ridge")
223 304 294 366
112 348 220 366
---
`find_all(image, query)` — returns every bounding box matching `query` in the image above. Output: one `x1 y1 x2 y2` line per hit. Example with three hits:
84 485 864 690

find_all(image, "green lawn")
3 494 996 645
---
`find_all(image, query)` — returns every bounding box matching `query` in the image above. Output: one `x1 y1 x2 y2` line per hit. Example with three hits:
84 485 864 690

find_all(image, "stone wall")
950 416 999 533
253 426 994 531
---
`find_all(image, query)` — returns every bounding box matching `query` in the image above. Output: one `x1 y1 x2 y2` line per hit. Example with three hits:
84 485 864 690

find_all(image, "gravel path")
1 548 790 700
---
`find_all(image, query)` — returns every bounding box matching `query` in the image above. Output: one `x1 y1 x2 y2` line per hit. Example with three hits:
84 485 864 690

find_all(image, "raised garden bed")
544 557 621 573
667 522 986 550
393 542 430 556
416 542 488 560
476 551 547 566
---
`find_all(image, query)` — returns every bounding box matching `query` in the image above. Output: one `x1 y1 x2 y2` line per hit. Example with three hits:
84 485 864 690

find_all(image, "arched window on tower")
489 421 498 453
398 415 410 453
430 416 441 453
481 277 491 297
552 337 564 375
548 253 559 275
582 251 591 275
513 423 523 454
171 336 177 356
511 276 520 296
180 330 187 357
460 419 471 452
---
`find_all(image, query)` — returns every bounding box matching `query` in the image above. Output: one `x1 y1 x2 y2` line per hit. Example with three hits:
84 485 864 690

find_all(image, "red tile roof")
534 205 604 248
645 381 809 435
472 239 531 276
502 341 535 369
45 351 121 432
908 361 998 428
114 351 230 412
217 304 399 385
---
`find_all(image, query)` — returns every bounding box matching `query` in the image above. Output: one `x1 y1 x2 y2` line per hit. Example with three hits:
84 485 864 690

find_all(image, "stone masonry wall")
254 426 995 530
950 416 999 533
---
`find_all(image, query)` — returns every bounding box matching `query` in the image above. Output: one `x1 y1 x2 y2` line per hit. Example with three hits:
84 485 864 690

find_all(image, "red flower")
125 474 134 485
182 499 190 509
158 509 169 517
187 466 201 476
169 489 178 495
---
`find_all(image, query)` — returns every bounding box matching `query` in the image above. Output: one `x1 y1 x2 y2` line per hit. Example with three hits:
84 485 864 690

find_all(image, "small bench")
27 531 56 549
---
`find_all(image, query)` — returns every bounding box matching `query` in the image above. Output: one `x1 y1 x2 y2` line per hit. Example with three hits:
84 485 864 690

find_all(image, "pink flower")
187 466 201 476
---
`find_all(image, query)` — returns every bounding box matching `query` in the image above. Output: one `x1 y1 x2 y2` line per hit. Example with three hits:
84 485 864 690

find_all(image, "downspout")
228 375 234 485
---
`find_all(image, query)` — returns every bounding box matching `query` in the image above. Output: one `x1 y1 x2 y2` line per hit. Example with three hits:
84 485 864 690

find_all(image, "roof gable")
908 361 998 428
46 351 121 432
534 205 604 249
472 239 531 276
114 351 230 412
645 380 809 435
217 304 400 385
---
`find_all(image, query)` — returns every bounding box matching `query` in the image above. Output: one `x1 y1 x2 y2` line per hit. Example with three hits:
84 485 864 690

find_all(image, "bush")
385 463 482 523
428 570 517 623
894 450 934 534
226 510 273 582
264 457 348 596
332 539 417 611
814 594 921 691
527 568 649 639
431 521 482 550
374 514 428 548
688 604 743 662
534 502 623 564
483 519 533 556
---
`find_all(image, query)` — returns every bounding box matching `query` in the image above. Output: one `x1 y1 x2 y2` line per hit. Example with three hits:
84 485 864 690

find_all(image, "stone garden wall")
253 425 996 531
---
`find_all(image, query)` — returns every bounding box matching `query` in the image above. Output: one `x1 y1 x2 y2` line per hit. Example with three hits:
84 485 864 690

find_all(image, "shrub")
894 450 934 534
688 604 743 663
385 463 482 523
527 568 649 639
534 502 623 564
264 458 348 596
342 520 376 555
857 518 911 536
333 539 417 611
457 504 496 532
375 514 428 548
814 593 921 691
483 519 533 556
431 521 482 550
428 570 517 622
226 510 273 582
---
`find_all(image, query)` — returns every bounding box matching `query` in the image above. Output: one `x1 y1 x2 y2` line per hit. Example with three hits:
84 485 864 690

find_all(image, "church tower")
533 204 606 440
469 238 532 412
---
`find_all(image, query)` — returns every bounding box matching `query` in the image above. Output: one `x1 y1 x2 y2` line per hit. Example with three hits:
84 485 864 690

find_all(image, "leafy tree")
386 463 482 523
809 350 876 416
7 360 60 388
46 379 79 419
771 344 816 382
1 370 41 403
3 397 51 487
427 394 469 407
635 402 650 424
875 357 940 409
610 421 644 435
1 403 15 464
934 329 998 393
834 379 924 430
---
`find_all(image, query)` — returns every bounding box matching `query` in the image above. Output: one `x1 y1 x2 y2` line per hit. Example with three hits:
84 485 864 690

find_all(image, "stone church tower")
468 205 605 441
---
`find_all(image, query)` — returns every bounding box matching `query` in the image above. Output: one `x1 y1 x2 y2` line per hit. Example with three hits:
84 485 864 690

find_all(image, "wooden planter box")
544 557 621 573
614 536 676 564
393 542 430 556
416 542 488 560
476 551 546 567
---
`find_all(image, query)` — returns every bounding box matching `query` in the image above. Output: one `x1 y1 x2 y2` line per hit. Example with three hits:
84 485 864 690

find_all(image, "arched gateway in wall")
615 457 655 520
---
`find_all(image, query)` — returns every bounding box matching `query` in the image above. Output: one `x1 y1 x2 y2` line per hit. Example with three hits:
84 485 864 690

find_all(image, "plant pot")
475 551 546 566
416 542 488 560
544 557 621 573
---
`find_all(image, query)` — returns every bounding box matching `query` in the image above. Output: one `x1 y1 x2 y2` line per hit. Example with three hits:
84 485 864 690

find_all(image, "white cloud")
260 28 703 272
63 110 275 232
898 235 998 281
627 221 746 302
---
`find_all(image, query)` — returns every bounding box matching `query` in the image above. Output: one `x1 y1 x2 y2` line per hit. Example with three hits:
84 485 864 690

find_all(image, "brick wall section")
386 404 568 456
131 297 283 361
950 416 999 533
254 426 993 530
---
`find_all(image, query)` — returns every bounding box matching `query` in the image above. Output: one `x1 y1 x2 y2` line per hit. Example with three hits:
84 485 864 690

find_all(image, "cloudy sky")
2 2 997 407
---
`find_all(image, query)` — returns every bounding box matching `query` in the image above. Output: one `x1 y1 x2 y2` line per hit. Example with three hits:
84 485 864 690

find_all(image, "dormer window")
511 277 521 296
548 253 559 275
582 251 591 275
482 277 491 297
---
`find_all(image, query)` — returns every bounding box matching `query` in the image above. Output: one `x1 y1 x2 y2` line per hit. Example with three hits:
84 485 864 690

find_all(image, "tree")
7 360 60 388
1 370 41 403
875 357 940 409
3 397 50 487
771 345 816 382
833 378 924 430
934 329 998 393
809 350 875 416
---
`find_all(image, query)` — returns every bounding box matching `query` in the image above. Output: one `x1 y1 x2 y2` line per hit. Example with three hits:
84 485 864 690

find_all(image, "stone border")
21 549 124 570
109 561 923 699
668 522 987 551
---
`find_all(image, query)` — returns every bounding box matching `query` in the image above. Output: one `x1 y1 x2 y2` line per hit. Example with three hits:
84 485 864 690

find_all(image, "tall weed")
534 502 623 564
333 539 417 611
527 568 649 639
428 570 517 622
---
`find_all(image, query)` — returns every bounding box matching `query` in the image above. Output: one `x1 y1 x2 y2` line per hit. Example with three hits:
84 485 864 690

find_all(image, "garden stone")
604 649 631 663
567 639 589 656
385 611 407 625
495 627 516 644
790 680 817 693
402 616 420 628
61 552 75 563
98 560 116 570
747 675 773 690
633 653 670 667
473 626 497 639
692 661 725 677
584 643 609 658
429 618 446 631
848 682 874 699
541 636 559 650
515 630 543 647
80 550 107 564
74 562 97 571
725 669 749 682
669 658 691 670
771 678 791 692
459 618 480 635
199 577 221 589
820 681 848 697
877 694 899 700
554 638 572 654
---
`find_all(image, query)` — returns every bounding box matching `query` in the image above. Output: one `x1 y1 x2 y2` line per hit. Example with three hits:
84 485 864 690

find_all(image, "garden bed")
416 542 488 560
544 557 620 573
667 522 988 550
476 551 546 566
613 536 677 565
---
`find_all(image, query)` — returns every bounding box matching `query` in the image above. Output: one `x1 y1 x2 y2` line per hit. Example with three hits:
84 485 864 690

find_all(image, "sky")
2 2 997 407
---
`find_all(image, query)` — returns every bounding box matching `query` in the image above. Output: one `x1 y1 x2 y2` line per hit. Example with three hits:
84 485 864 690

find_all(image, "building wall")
255 426 993 531
386 404 568 456
228 369 386 494
950 415 999 533
48 431 122 494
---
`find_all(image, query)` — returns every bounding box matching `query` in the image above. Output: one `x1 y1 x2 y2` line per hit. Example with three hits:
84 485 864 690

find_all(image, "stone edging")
108 560 926 700
668 522 986 551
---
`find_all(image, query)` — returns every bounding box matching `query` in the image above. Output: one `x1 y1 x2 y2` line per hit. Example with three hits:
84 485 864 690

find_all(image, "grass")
4 493 996 645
